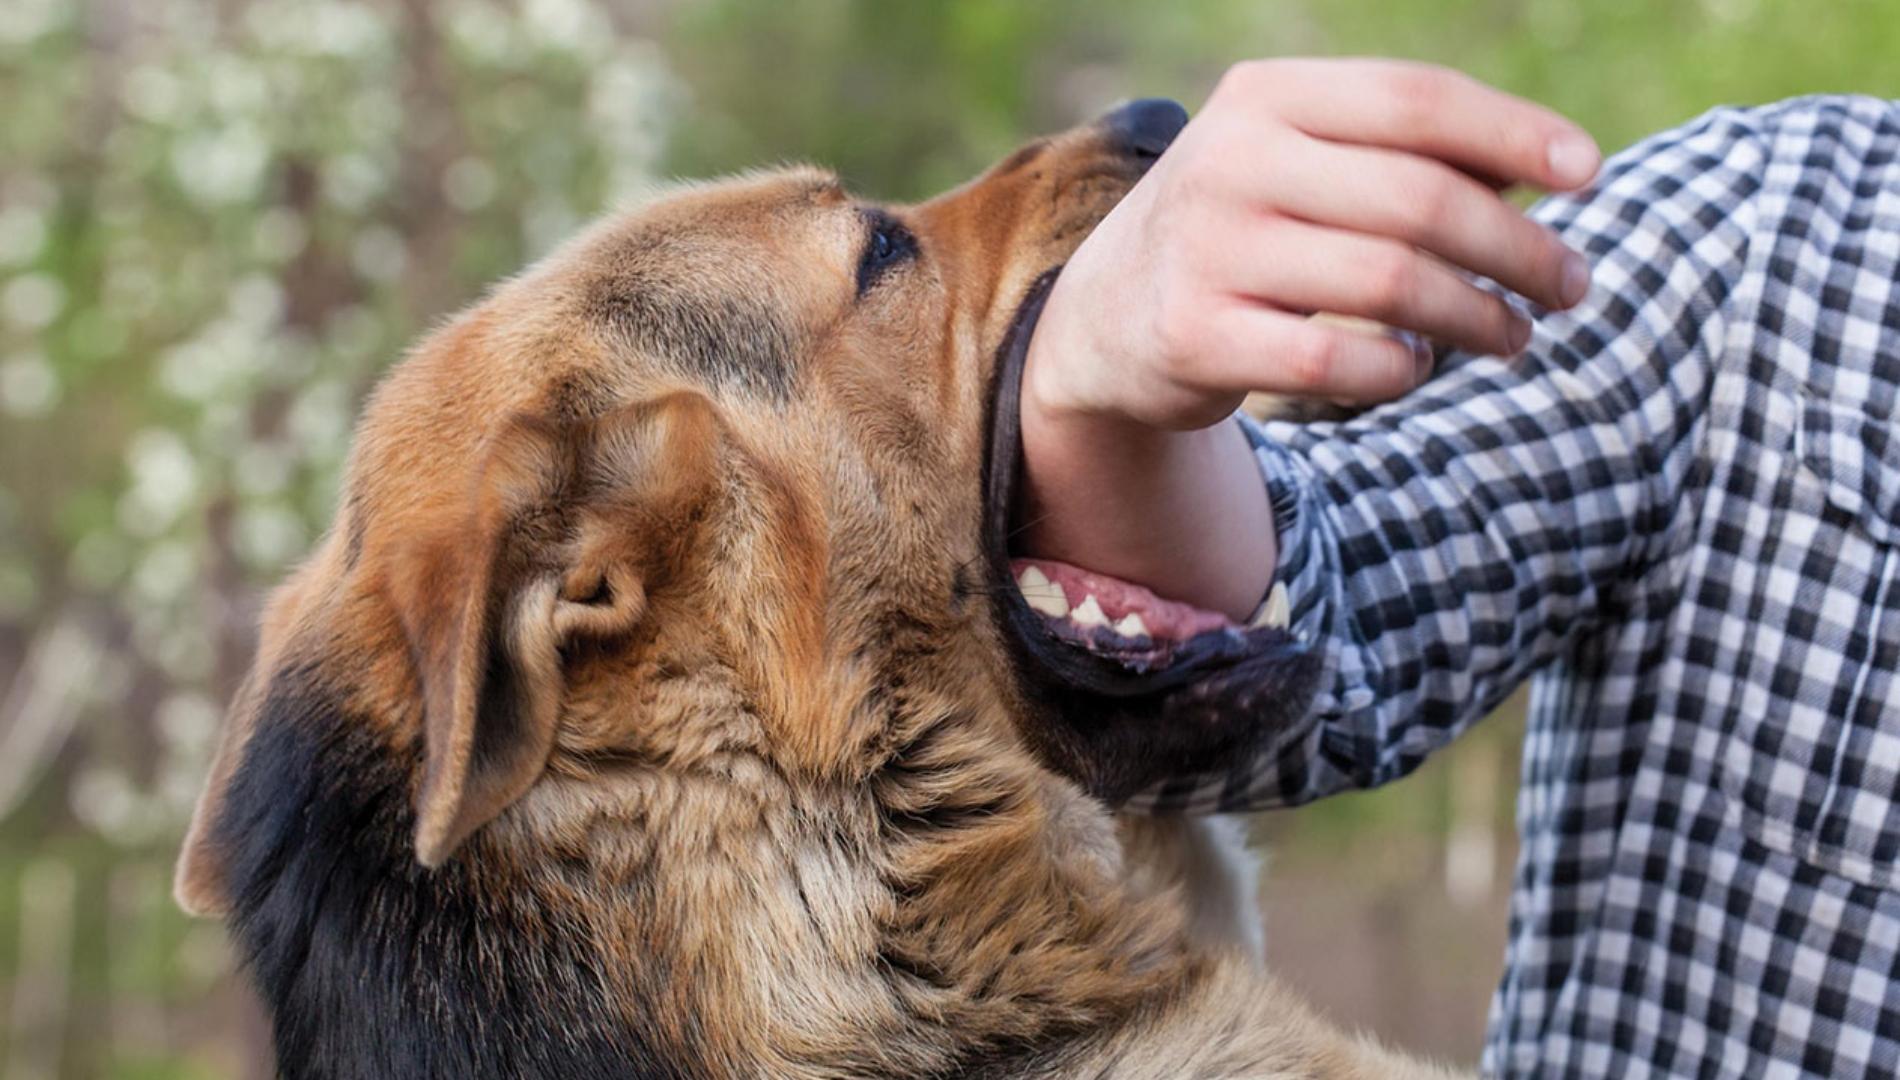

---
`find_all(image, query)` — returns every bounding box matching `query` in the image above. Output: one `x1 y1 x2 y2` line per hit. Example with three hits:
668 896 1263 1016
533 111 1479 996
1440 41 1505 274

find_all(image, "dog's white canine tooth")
1070 595 1108 628
1026 592 1069 618
1016 565 1070 617
1114 612 1148 638
1252 582 1291 630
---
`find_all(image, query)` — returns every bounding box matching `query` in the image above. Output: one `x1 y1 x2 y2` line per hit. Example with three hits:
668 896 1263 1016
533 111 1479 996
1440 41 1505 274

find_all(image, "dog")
175 98 1462 1079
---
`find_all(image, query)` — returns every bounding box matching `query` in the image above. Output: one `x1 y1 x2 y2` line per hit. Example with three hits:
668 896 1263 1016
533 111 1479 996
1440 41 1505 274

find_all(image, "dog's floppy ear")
400 395 719 867
171 393 720 904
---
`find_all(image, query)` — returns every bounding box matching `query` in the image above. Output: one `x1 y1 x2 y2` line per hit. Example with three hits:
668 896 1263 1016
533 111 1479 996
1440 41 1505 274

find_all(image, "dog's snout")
1101 98 1188 160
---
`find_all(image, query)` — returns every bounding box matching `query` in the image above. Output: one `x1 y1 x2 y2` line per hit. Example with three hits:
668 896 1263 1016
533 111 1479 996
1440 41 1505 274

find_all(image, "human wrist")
1016 327 1276 620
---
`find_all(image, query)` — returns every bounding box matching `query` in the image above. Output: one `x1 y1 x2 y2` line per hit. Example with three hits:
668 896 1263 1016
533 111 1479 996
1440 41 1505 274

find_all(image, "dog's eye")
856 211 916 296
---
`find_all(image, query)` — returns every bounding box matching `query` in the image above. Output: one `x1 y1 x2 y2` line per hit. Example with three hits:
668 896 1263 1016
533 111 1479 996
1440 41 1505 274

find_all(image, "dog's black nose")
1101 98 1188 159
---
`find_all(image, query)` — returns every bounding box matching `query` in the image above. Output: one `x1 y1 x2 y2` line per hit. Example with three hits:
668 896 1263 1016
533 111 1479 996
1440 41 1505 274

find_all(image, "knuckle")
1162 156 1217 206
1427 172 1467 222
1282 329 1337 391
1405 174 1457 238
1379 63 1436 105
1215 59 1276 99
1363 251 1418 316
1148 287 1205 373
1379 62 1458 124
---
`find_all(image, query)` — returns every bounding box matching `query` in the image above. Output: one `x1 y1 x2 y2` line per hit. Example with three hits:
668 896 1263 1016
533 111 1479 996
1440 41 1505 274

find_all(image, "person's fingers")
1174 303 1425 404
1259 133 1590 310
1216 58 1601 191
1204 217 1531 357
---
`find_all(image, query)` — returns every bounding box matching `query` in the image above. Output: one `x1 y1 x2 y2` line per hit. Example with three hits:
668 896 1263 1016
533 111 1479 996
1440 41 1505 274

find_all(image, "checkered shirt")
1138 96 1900 1077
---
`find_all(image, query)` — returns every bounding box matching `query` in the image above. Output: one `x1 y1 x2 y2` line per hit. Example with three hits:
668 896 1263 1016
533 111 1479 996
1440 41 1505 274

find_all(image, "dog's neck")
522 644 1210 1076
214 645 1214 1079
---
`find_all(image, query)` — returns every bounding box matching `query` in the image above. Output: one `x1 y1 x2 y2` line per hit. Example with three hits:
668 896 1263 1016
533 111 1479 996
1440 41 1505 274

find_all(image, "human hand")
1018 60 1600 619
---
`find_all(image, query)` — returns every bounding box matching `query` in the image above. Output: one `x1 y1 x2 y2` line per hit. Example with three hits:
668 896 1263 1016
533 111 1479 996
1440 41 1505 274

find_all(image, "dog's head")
177 98 1313 918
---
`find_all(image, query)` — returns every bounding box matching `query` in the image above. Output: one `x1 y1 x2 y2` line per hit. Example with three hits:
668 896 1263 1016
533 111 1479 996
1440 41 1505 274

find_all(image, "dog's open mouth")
979 270 1321 803
1006 556 1288 673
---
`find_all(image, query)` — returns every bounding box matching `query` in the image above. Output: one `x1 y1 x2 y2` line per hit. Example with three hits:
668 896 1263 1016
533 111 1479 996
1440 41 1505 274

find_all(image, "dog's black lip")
977 269 1324 804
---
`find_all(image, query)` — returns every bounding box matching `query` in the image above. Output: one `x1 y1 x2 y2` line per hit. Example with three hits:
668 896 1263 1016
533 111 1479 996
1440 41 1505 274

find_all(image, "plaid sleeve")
1133 105 1773 813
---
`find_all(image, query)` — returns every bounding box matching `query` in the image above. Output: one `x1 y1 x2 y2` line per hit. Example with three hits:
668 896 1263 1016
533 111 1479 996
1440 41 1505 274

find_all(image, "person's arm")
1024 76 1773 810
1020 59 1600 622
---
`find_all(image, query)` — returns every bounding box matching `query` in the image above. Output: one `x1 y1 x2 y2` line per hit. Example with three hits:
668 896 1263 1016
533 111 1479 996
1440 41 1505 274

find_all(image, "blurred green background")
1 1 1894 1075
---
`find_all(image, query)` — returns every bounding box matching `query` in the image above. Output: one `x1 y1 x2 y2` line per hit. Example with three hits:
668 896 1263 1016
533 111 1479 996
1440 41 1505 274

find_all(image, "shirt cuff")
1236 414 1338 658
1236 414 1380 797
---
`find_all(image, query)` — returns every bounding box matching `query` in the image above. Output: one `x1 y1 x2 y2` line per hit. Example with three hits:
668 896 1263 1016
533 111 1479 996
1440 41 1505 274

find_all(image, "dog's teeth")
1070 595 1108 628
1016 565 1070 617
1251 582 1291 630
1025 591 1070 618
1114 612 1149 639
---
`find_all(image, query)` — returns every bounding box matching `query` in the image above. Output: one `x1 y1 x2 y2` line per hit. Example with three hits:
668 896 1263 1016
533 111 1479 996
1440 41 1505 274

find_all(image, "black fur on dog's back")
213 667 699 1080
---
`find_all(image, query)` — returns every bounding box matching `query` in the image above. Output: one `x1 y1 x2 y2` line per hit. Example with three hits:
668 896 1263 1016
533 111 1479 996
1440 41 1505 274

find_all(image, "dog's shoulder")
212 667 701 1080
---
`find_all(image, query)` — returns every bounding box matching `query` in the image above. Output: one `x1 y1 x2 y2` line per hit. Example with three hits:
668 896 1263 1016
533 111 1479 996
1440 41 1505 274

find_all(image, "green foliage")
1251 0 1900 157
665 0 1900 200
662 0 1264 198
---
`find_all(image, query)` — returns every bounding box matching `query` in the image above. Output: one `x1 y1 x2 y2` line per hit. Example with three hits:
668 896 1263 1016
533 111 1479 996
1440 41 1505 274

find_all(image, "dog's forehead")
562 169 865 401
345 170 865 513
603 167 854 250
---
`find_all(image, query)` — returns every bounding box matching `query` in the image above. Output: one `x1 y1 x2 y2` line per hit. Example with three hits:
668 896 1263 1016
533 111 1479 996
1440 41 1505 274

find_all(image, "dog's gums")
1009 555 1292 664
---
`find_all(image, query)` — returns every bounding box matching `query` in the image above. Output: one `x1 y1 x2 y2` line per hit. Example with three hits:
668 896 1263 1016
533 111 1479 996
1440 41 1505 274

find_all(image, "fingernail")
1546 133 1600 187
1507 315 1533 355
1560 251 1591 307
1409 334 1435 384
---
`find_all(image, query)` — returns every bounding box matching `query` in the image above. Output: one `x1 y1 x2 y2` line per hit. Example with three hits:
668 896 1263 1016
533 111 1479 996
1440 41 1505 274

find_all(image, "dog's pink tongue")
1009 557 1233 640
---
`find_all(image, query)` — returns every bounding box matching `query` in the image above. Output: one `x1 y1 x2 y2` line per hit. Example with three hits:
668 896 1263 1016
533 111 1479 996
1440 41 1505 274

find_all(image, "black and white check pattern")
1136 97 1900 1077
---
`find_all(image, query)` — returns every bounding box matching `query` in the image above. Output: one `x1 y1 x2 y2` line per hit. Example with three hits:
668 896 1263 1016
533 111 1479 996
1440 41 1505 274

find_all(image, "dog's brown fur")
177 112 1462 1079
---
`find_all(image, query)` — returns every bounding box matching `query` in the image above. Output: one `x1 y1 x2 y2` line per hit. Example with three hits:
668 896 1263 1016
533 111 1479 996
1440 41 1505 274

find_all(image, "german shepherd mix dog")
176 100 1461 1079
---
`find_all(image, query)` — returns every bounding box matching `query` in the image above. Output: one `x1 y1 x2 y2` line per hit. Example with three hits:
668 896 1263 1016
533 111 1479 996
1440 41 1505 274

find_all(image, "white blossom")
234 501 308 570
0 0 69 45
171 125 272 206
120 64 186 125
119 429 201 536
443 157 499 211
2 272 64 329
251 206 309 262
0 352 59 417
0 205 48 266
350 224 408 282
